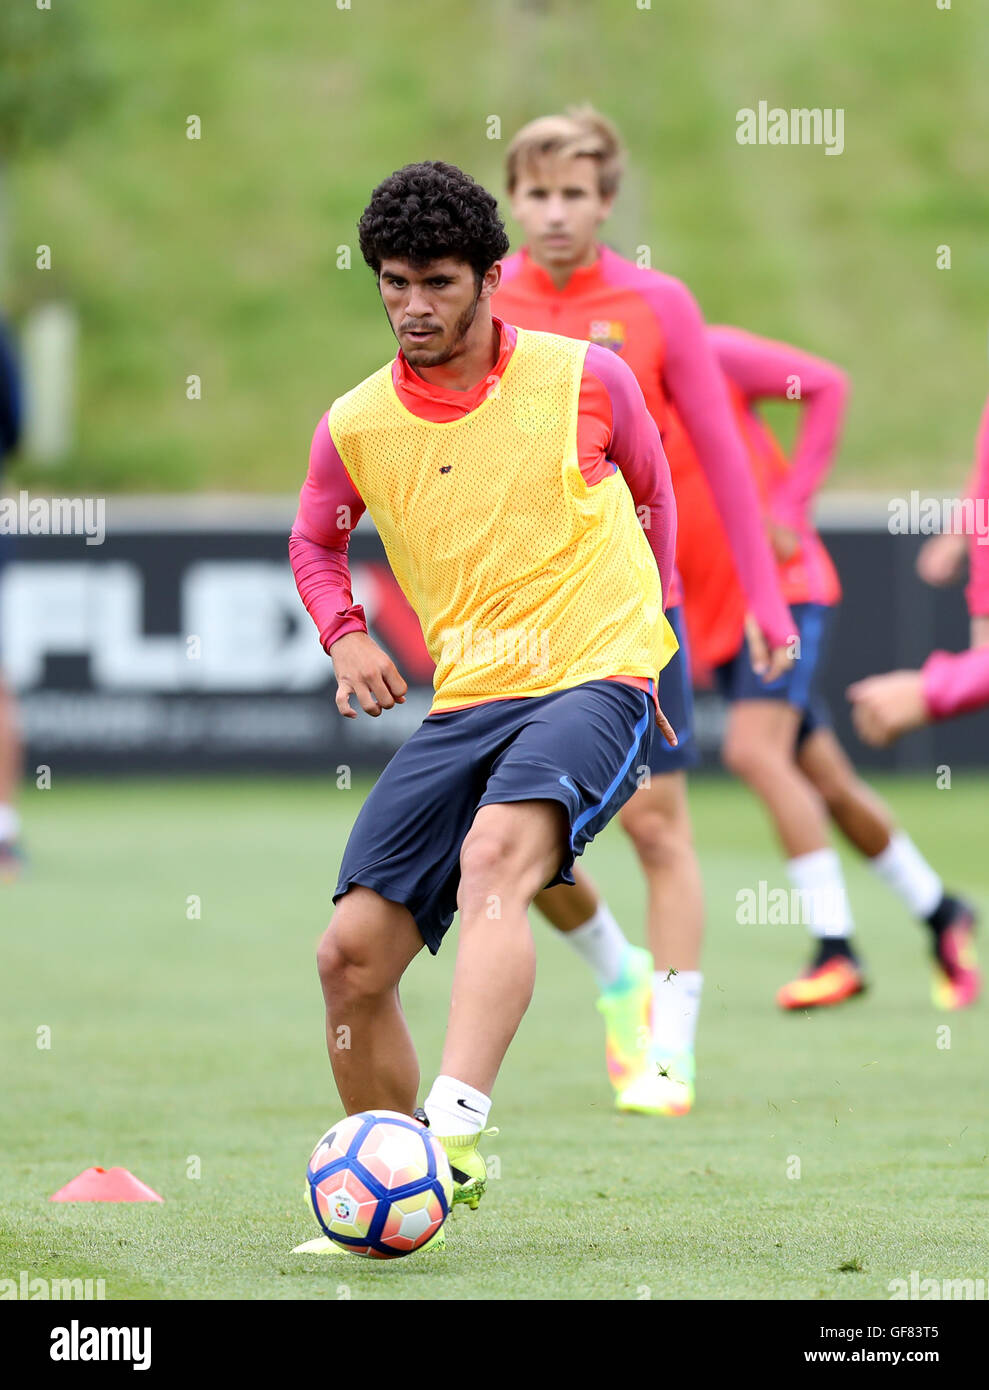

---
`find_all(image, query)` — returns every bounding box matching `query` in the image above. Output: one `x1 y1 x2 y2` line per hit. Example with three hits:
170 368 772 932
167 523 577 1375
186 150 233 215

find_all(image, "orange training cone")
49 1167 164 1203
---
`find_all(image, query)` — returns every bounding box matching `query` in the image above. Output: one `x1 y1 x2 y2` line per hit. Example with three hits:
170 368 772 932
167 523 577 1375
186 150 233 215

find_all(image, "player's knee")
458 830 514 908
722 720 777 781
810 773 844 810
316 925 346 991
619 799 691 869
721 730 755 780
801 760 848 811
458 827 546 917
317 911 389 1003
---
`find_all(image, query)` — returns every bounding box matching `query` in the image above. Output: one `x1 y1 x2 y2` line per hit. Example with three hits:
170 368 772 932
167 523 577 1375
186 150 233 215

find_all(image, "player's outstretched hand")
744 614 793 683
846 669 928 747
329 631 408 718
916 532 967 587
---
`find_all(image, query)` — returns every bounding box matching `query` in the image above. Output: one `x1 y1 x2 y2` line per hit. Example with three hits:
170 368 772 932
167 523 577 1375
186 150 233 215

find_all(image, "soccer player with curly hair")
290 161 680 1243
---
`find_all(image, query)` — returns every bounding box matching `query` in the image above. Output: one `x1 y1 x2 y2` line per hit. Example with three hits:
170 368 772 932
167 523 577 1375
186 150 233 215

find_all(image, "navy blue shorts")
648 605 699 774
334 679 655 954
714 601 834 744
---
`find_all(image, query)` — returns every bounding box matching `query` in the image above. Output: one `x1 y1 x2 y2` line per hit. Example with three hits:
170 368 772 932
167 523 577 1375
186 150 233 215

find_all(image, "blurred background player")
493 107 796 1117
290 161 679 1243
911 396 989 629
850 395 989 746
0 314 23 881
700 327 978 1012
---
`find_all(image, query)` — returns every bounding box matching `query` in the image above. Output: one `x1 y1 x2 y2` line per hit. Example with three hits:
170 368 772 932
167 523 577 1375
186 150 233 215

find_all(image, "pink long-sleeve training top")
493 245 794 650
923 395 989 720
707 325 849 535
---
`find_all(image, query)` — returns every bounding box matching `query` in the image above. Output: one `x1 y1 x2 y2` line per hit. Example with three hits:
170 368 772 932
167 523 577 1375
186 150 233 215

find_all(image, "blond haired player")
493 107 795 1115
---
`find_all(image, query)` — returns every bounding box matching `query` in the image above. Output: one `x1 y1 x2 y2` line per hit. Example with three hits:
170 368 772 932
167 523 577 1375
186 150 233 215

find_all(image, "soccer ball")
306 1110 453 1258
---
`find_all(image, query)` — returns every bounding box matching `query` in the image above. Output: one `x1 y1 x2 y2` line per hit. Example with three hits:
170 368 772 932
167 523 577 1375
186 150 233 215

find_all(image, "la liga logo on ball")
306 1110 453 1258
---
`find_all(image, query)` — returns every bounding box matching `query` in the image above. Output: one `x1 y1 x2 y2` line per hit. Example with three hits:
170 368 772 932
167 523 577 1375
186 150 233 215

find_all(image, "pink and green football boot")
596 945 654 1098
617 1050 696 1116
931 903 980 1010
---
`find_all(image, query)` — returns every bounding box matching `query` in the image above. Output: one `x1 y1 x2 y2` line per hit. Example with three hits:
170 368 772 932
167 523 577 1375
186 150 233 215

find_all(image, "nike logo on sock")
456 1098 482 1114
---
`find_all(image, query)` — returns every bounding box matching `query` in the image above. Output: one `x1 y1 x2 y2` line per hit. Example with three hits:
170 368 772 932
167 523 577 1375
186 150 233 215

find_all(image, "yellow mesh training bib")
328 327 677 710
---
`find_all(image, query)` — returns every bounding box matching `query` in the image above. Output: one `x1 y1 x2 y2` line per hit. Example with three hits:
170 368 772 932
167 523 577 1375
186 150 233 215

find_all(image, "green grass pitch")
2 773 987 1301
9 0 989 496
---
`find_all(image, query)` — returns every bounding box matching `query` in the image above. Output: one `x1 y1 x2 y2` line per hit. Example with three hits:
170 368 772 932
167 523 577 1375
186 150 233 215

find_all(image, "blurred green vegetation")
4 0 988 494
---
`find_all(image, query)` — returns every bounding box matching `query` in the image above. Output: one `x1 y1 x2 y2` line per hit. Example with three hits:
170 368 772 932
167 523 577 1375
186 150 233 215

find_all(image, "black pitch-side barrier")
0 512 985 774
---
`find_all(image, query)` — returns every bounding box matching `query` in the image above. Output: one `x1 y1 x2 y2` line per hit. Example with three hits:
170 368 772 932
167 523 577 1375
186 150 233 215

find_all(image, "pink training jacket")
707 324 846 616
494 245 795 649
923 646 989 720
922 394 989 720
707 325 849 533
964 396 989 618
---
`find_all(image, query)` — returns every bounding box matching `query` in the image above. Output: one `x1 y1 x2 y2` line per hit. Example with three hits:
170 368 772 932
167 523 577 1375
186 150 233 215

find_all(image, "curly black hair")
358 161 510 282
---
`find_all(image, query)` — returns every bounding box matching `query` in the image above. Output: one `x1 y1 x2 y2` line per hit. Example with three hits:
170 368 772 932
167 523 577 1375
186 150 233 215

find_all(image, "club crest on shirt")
588 319 626 353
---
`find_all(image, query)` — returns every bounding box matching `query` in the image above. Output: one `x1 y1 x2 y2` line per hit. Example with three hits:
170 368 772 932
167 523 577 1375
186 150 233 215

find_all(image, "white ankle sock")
869 832 943 919
560 901 629 989
786 848 854 938
0 805 20 842
423 1074 491 1138
651 970 702 1062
